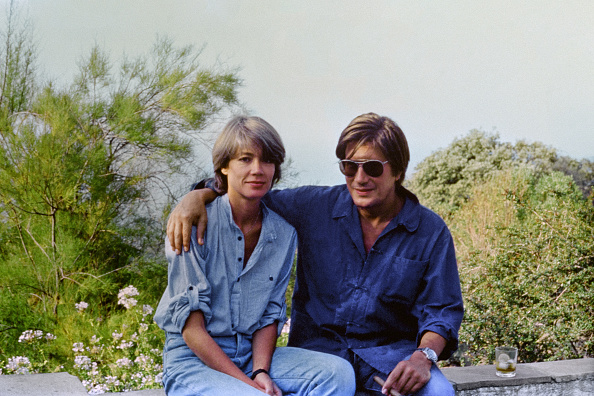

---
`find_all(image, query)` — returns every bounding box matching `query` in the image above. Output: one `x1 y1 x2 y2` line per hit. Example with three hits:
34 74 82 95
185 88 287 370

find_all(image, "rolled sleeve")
257 230 297 335
169 284 212 333
154 233 212 334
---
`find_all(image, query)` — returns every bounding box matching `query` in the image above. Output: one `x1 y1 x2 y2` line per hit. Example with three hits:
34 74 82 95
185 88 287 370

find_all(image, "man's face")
344 142 400 214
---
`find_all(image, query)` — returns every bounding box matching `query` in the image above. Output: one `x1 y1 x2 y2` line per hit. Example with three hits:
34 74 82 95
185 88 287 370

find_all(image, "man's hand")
382 351 432 395
253 373 282 396
166 189 215 253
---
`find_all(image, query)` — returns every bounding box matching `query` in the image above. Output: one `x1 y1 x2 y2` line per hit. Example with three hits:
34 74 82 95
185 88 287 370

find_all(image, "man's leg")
352 353 454 396
268 346 356 396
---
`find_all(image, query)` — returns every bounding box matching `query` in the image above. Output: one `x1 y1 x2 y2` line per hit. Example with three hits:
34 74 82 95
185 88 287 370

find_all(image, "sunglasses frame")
339 159 389 177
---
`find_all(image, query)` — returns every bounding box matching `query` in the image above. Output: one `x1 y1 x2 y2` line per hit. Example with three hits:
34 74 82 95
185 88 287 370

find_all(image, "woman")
154 116 355 396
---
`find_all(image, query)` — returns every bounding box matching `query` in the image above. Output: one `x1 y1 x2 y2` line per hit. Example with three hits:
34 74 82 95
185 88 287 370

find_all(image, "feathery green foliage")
0 5 240 361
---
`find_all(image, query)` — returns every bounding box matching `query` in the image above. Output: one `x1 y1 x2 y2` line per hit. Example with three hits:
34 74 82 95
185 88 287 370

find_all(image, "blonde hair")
212 116 285 192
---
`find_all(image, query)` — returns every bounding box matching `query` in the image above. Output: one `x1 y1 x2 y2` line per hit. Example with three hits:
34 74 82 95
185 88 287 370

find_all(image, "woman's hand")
253 373 282 396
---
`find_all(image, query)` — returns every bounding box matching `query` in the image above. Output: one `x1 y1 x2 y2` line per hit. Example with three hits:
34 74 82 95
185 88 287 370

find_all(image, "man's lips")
354 187 373 195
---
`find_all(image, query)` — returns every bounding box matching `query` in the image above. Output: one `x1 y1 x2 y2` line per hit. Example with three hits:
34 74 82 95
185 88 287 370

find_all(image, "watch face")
419 347 437 363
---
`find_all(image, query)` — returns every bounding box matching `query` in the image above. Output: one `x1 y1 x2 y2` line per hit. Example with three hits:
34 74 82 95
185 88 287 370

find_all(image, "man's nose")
353 165 369 182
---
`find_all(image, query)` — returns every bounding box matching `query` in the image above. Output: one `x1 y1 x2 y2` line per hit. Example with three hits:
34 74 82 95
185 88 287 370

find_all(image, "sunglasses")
339 159 389 177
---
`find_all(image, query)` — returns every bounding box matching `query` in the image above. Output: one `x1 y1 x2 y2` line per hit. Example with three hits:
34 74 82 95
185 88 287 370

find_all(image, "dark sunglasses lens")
363 161 384 177
339 161 358 176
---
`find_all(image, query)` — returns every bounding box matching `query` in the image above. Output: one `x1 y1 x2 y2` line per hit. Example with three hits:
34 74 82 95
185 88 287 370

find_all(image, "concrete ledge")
1 358 592 395
0 372 89 396
442 358 594 395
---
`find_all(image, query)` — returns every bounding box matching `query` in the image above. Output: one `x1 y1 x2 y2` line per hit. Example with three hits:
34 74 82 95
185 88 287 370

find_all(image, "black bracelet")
251 368 269 380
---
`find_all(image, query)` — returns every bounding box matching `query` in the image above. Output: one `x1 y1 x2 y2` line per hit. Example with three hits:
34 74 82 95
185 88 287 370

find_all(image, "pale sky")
6 0 594 186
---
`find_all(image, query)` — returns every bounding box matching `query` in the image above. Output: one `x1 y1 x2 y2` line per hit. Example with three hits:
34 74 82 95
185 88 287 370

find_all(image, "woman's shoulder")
262 204 297 236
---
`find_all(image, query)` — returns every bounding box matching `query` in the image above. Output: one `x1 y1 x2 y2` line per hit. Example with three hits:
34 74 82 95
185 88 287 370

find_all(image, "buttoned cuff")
171 284 212 333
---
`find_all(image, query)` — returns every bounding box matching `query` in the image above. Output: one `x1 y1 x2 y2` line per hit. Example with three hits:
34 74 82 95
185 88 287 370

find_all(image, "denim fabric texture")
154 194 297 337
162 332 356 396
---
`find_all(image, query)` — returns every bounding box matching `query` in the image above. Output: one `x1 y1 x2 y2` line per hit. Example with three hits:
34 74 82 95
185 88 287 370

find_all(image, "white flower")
87 383 108 395
116 357 133 368
111 330 123 341
45 332 56 341
72 342 85 352
118 285 139 310
116 340 134 350
118 285 139 298
90 335 100 344
142 304 154 316
105 376 120 385
18 330 44 343
139 323 149 333
74 355 92 370
6 356 31 374
134 354 153 368
75 301 89 312
89 362 100 376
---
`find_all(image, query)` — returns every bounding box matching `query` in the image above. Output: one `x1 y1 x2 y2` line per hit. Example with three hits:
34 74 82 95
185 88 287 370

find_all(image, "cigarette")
373 376 401 396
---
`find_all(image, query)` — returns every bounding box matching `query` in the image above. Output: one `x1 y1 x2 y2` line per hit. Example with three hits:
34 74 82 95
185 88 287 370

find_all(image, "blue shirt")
154 194 298 337
262 185 464 374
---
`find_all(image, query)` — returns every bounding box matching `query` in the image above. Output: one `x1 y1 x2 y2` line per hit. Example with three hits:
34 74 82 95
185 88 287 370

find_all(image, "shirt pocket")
376 256 428 306
241 274 279 321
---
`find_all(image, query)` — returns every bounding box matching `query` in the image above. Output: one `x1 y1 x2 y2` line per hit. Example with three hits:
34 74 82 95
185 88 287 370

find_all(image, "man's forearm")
417 331 447 359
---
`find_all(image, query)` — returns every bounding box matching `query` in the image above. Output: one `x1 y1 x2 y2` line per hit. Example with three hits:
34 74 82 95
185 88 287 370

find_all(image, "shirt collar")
220 194 277 242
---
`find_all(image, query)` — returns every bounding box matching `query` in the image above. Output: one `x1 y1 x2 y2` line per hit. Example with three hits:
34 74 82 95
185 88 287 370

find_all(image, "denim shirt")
154 194 297 337
261 185 464 374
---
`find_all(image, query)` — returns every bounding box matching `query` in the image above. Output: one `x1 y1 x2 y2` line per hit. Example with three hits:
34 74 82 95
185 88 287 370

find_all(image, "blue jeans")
352 352 455 396
162 333 356 396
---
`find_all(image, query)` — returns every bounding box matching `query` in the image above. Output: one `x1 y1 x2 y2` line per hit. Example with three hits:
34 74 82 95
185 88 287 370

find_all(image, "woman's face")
221 144 276 203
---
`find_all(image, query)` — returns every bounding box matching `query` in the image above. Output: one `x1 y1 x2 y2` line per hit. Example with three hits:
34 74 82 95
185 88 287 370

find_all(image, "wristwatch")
415 347 438 364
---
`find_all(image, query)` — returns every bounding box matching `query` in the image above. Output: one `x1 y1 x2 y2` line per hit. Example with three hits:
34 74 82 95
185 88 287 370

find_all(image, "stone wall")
442 358 594 396
0 357 592 395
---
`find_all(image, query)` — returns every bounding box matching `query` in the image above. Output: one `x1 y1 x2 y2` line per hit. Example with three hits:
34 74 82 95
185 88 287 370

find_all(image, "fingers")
373 376 400 396
173 216 184 255
383 360 431 395
195 211 207 246
166 212 181 255
254 375 281 396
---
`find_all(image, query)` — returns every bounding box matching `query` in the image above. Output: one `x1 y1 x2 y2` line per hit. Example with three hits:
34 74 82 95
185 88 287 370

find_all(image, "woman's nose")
251 159 264 173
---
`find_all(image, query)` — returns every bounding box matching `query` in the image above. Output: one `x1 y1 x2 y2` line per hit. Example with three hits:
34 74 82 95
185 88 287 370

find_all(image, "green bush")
451 168 594 365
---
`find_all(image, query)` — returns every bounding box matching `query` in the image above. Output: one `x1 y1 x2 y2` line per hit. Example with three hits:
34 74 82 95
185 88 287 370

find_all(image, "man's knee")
416 366 455 396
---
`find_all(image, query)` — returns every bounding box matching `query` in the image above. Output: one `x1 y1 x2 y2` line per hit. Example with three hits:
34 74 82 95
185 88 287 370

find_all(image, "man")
167 113 464 395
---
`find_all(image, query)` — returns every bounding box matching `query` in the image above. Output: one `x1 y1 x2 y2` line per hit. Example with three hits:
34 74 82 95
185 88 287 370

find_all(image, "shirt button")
238 257 242 262
238 236 242 241
189 286 193 290
237 278 240 282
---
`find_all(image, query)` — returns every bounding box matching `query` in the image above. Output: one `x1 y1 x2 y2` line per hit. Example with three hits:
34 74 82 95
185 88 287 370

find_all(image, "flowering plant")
1 286 165 394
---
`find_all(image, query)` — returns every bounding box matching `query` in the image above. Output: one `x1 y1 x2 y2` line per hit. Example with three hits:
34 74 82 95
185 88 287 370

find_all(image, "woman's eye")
238 157 251 163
